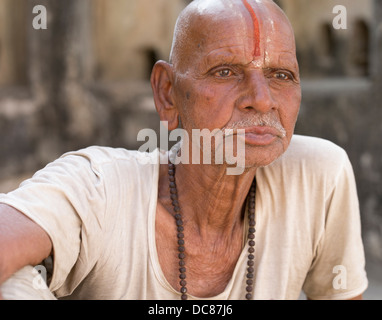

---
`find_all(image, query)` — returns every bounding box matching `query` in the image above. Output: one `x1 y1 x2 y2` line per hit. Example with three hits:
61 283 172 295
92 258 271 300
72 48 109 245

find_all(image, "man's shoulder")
55 146 160 191
287 135 347 160
61 146 159 167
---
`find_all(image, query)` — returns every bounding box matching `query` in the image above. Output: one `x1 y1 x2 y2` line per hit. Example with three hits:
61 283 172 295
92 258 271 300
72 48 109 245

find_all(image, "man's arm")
0 204 52 295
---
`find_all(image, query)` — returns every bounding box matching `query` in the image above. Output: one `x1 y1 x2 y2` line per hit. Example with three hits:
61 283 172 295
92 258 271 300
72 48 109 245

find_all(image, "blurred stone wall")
278 0 372 78
0 0 381 266
0 0 186 181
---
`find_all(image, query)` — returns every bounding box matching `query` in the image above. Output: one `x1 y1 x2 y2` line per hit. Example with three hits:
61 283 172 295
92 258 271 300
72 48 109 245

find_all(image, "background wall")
0 0 380 298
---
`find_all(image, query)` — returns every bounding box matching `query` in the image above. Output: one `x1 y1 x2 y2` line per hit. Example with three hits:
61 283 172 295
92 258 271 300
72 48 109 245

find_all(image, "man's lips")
243 126 282 136
231 126 282 146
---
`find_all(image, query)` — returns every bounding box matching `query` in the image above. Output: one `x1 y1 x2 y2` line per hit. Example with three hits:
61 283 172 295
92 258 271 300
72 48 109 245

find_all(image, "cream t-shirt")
0 135 368 300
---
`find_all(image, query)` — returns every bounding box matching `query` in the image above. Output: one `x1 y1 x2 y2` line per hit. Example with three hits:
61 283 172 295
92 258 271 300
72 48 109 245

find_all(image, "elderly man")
0 0 367 300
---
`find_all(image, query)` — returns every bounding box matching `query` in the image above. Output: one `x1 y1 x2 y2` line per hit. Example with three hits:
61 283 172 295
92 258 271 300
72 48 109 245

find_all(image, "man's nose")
236 70 274 113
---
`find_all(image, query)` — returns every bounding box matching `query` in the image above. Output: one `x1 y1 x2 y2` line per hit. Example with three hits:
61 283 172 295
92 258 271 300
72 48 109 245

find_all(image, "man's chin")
242 142 288 169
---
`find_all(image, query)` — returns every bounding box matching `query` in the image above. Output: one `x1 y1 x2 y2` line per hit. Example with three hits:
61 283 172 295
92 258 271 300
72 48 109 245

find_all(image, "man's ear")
151 60 179 131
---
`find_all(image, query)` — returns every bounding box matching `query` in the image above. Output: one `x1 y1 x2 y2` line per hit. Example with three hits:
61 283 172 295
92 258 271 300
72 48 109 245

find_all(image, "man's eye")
215 69 233 78
273 72 292 80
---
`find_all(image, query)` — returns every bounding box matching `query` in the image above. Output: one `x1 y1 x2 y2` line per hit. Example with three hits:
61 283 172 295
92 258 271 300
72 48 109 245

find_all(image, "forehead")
184 1 297 70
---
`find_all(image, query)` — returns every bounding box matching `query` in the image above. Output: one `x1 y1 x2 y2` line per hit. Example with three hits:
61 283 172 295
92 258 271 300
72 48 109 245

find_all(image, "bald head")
169 0 296 72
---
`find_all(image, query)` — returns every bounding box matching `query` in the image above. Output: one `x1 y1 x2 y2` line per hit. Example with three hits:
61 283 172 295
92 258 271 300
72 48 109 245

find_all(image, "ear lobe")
151 60 179 131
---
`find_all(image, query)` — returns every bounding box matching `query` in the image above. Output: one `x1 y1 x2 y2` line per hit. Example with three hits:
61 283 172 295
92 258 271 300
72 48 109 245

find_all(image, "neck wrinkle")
174 161 256 240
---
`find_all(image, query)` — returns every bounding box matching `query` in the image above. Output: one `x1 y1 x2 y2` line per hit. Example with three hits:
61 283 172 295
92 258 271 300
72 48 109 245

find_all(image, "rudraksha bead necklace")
168 161 257 300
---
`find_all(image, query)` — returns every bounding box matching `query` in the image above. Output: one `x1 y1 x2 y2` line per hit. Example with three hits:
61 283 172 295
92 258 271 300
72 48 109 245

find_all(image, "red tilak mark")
242 0 261 57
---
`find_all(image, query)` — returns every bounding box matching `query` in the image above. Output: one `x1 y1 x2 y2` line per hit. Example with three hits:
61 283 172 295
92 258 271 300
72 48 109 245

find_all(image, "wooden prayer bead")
168 156 257 301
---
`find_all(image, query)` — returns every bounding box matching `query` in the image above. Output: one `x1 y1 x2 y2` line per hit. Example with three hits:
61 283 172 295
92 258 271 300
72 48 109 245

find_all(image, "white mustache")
221 113 287 138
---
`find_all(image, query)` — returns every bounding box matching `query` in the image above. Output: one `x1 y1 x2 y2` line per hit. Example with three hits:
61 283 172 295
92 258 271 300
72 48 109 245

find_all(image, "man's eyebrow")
276 52 299 71
201 46 247 70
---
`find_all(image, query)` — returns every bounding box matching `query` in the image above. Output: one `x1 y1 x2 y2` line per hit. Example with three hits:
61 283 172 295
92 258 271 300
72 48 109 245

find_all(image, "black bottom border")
2 299 371 318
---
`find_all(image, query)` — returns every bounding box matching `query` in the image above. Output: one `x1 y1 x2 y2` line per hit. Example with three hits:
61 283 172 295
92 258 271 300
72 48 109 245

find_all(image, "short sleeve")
0 151 107 297
302 152 368 299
